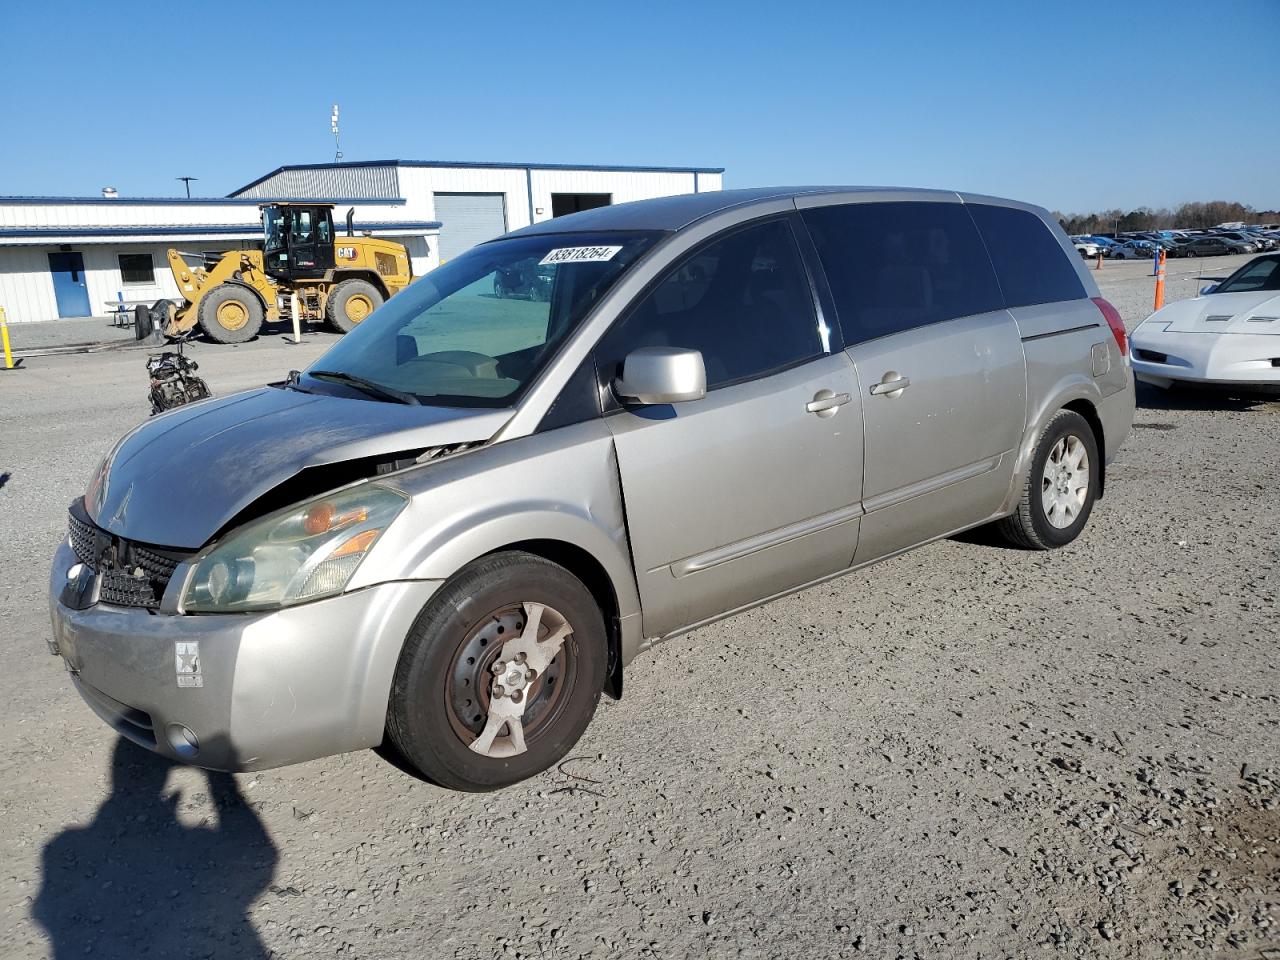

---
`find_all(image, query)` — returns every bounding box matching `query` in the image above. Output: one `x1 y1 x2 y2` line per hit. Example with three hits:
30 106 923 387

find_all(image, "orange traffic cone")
1153 250 1166 311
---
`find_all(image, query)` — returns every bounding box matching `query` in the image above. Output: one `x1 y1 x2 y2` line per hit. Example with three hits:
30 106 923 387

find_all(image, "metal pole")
289 293 303 345
0 307 16 370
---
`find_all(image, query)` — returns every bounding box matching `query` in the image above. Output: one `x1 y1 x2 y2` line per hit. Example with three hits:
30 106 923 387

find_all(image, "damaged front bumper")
48 539 440 771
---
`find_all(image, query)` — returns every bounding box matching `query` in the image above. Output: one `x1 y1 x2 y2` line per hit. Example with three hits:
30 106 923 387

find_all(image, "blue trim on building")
231 159 724 197
0 221 442 239
0 196 408 206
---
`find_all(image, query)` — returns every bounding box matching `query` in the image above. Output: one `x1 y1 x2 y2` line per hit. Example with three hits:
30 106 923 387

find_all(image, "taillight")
1092 296 1128 357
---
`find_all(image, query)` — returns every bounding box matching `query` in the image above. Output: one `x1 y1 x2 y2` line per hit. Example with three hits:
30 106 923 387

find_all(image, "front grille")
67 501 191 609
68 510 98 568
100 571 165 608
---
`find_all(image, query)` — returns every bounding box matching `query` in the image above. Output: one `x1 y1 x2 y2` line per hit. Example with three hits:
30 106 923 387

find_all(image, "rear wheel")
197 285 264 343
386 552 607 791
325 279 383 333
997 410 1099 550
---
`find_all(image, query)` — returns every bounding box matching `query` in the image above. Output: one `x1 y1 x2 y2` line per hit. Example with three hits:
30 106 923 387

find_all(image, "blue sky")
1 0 1275 213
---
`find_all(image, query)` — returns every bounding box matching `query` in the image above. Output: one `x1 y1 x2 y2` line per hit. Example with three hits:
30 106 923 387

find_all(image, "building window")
118 253 155 285
551 193 611 217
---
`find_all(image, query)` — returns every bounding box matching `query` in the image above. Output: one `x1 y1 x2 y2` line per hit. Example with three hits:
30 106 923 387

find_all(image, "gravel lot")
1 256 1276 960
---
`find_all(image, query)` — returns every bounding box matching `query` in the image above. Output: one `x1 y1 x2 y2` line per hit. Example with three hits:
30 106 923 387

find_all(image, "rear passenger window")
967 204 1087 307
801 201 1003 344
597 218 826 390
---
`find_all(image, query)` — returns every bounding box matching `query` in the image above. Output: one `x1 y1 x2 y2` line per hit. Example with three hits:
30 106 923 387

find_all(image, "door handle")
806 389 852 417
869 373 910 397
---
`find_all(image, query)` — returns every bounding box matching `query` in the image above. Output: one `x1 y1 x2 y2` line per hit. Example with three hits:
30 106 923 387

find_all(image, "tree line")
1053 201 1280 236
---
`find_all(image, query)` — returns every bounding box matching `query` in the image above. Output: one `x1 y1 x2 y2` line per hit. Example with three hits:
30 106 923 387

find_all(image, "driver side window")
597 218 826 390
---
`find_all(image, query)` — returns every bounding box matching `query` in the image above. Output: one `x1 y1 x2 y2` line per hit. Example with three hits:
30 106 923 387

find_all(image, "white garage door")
434 193 508 261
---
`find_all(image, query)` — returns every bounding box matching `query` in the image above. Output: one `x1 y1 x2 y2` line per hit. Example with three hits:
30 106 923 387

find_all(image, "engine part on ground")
147 334 212 415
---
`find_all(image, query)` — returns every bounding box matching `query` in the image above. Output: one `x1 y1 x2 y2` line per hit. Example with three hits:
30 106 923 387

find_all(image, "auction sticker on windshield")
539 245 623 266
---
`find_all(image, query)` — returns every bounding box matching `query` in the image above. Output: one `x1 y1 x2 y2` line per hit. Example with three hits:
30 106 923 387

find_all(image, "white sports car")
1131 254 1280 391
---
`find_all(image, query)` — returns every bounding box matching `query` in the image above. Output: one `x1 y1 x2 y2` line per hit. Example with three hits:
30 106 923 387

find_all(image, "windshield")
263 206 285 253
1215 255 1280 294
302 230 662 407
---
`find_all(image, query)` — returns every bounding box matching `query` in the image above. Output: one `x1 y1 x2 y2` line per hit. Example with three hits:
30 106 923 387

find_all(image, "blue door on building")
48 252 91 318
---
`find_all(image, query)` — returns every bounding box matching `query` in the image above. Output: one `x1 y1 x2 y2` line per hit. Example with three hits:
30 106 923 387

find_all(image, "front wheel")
325 279 383 333
996 410 1100 550
386 552 607 791
197 285 264 343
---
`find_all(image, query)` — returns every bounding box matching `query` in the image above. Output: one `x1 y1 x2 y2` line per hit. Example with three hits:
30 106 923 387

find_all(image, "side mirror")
1200 283 1219 296
615 346 706 405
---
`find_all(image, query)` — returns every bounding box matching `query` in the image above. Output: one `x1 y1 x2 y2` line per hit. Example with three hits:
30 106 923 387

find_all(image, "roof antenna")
331 104 343 162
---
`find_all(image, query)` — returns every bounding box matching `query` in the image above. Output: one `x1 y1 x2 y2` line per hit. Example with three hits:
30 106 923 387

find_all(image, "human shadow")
33 737 278 959
0 471 10 492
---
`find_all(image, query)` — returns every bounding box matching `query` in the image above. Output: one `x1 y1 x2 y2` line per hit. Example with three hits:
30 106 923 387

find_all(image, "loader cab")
261 203 336 282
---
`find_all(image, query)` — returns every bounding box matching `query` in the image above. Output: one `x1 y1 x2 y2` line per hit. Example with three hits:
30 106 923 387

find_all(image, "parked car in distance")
1213 231 1261 253
1111 240 1159 259
1071 236 1100 258
1132 253 1280 393
1180 236 1232 257
49 187 1135 791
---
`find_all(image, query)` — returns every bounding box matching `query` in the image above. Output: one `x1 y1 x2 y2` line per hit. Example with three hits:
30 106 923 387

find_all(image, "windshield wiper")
309 370 421 405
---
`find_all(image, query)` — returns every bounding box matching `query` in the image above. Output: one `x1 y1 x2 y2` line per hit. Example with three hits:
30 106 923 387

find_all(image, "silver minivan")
49 188 1135 791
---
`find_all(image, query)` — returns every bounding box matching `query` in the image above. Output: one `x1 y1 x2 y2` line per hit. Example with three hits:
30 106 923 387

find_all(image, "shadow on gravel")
1137 381 1279 412
32 737 278 959
949 523 1027 551
0 471 10 492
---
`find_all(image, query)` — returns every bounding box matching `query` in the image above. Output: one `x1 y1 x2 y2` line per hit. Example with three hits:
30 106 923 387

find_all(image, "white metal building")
0 159 722 324
231 160 724 261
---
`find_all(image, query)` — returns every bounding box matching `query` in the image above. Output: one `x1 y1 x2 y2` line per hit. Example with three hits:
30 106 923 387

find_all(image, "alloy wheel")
1041 434 1090 529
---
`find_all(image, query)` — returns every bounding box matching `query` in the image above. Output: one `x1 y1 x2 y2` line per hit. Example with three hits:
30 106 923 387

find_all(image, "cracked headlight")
183 484 408 613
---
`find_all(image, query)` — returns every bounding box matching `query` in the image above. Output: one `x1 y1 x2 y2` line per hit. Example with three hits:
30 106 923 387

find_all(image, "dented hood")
86 386 510 549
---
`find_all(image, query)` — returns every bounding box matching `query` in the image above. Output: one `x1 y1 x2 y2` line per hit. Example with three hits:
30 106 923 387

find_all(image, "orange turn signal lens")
330 528 380 559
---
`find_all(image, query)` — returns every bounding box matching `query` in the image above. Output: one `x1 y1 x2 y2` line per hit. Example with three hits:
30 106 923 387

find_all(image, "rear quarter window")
967 204 1087 308
801 201 1004 344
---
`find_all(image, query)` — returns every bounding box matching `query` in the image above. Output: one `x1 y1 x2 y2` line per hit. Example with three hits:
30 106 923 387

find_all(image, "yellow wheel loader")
156 203 413 343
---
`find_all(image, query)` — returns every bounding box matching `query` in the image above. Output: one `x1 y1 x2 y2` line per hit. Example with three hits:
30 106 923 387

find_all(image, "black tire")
197 284 264 344
996 410 1100 550
1185 249 1197 258
325 278 383 333
386 551 607 791
149 299 176 334
133 305 152 340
